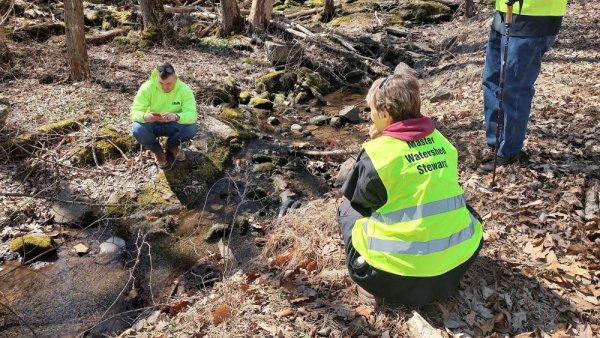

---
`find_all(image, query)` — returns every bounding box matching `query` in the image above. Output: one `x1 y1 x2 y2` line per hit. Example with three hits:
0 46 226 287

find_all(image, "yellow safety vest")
351 130 483 277
496 0 567 16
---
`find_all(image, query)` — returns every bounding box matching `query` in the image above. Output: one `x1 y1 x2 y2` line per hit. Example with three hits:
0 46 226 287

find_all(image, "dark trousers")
337 199 482 306
132 122 198 153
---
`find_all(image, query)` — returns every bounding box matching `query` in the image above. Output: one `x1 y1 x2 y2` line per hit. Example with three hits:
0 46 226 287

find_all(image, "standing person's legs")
483 29 503 149
496 34 556 158
132 122 162 153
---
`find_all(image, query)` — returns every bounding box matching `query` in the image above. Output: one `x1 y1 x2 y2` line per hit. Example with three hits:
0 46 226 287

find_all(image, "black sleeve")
340 150 388 217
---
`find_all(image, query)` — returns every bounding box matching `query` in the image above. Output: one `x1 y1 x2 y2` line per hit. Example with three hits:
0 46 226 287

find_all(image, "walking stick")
491 0 522 187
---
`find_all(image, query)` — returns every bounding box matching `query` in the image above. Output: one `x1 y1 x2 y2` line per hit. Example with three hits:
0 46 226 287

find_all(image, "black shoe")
478 151 527 173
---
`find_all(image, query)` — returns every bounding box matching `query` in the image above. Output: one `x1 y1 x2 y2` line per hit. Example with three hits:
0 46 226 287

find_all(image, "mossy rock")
105 192 136 217
220 108 245 122
198 80 240 107
37 115 89 134
399 1 452 23
239 91 252 104
329 12 373 27
198 35 253 52
273 93 287 105
101 9 135 30
297 68 332 93
249 98 274 110
9 234 55 261
255 70 286 94
71 127 137 167
136 142 232 208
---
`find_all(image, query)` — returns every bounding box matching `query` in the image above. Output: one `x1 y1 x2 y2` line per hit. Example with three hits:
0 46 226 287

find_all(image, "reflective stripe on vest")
364 213 477 255
371 194 466 224
496 0 567 16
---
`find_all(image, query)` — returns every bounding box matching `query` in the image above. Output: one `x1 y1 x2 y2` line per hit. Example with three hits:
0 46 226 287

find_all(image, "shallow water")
0 88 367 337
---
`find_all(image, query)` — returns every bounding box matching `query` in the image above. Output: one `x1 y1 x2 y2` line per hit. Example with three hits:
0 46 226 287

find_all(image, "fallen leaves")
211 304 232 326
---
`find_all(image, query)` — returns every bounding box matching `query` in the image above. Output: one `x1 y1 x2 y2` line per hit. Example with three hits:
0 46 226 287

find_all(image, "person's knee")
177 123 198 140
132 122 153 140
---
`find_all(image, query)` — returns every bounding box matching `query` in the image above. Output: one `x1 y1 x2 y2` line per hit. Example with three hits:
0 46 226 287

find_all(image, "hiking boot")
153 151 168 168
167 145 185 162
478 151 527 173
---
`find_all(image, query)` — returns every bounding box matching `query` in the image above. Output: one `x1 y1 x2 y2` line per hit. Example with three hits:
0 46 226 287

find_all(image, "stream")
0 88 368 338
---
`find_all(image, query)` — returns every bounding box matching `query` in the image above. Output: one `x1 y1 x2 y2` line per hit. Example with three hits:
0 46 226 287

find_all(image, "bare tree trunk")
321 0 335 22
220 0 243 37
249 0 274 31
64 0 89 81
465 0 475 17
140 0 175 42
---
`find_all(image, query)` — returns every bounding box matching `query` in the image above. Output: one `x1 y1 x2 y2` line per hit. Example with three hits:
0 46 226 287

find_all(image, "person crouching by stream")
131 63 198 168
337 73 484 306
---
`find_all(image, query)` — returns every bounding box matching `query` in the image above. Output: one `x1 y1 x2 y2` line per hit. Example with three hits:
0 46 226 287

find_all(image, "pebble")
291 124 303 132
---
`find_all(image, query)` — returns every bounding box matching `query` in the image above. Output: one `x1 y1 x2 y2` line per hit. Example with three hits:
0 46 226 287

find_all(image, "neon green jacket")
130 69 197 124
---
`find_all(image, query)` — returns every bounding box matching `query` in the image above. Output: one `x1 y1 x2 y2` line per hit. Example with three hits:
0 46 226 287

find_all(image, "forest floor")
0 0 598 337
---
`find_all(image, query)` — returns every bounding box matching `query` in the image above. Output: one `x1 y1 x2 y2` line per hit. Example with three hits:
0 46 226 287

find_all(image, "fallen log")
85 28 128 45
286 4 341 19
386 26 410 37
198 20 217 38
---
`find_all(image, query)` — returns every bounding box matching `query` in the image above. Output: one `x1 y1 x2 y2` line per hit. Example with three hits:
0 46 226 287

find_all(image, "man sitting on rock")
131 63 197 168
338 73 483 306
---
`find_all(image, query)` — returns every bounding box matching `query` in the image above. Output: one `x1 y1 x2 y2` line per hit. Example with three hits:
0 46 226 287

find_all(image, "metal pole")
491 3 514 187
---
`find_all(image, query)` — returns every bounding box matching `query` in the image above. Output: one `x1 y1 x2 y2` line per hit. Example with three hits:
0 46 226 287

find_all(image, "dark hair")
366 73 422 121
157 63 175 80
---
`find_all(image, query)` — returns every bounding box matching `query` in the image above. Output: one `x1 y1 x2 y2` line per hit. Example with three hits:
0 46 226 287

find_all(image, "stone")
272 175 288 192
239 91 252 104
253 162 276 173
235 216 250 234
317 327 332 337
295 91 310 104
330 116 344 129
249 97 274 110
308 115 331 126
399 1 452 23
255 70 286 93
267 116 280 126
407 311 444 338
412 42 435 54
50 184 95 224
290 124 303 132
333 156 357 188
394 62 417 76
339 105 362 124
9 234 55 261
99 236 126 255
265 41 303 64
280 189 298 202
73 243 89 256
430 89 453 103
205 223 231 241
205 115 238 141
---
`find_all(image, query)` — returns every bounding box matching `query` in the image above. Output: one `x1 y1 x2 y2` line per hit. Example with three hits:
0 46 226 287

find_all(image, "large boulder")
50 183 97 224
255 70 286 93
265 41 303 65
399 1 452 23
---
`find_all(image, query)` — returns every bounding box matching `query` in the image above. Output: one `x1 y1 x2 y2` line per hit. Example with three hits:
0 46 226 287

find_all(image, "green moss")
239 91 252 104
329 12 372 27
255 70 286 93
249 97 274 110
306 0 325 7
71 127 137 167
198 35 253 51
9 234 55 259
37 115 89 134
239 57 271 67
297 68 331 93
105 192 136 217
221 108 244 122
399 1 451 23
136 183 171 210
274 93 286 105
